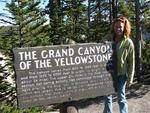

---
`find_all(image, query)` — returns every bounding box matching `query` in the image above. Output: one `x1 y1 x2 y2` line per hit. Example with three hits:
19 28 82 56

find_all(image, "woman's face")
114 21 124 37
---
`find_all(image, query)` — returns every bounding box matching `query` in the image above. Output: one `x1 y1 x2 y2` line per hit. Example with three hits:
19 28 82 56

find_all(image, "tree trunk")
109 0 112 24
112 0 117 19
87 0 91 42
135 0 142 83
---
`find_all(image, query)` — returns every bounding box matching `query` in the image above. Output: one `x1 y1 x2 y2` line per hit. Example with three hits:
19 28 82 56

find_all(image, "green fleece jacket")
116 37 135 84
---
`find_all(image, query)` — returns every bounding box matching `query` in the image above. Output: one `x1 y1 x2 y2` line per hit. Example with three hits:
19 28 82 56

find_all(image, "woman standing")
103 16 135 113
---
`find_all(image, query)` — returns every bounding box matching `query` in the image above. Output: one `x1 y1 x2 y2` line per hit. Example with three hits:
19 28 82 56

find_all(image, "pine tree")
6 0 50 47
45 0 62 44
0 0 50 112
141 1 150 75
46 0 88 44
88 0 111 42
117 0 135 36
63 0 88 43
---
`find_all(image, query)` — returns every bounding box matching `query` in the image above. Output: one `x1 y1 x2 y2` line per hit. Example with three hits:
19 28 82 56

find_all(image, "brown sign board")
13 42 116 108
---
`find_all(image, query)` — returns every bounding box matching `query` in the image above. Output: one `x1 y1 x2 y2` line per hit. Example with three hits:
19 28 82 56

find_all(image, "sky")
0 0 10 25
0 0 10 14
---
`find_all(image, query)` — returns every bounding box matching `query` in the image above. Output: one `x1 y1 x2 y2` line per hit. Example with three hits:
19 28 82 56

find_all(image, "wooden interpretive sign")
13 42 116 108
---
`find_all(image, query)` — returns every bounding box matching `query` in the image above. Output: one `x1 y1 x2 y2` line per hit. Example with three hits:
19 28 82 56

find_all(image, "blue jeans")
103 75 128 113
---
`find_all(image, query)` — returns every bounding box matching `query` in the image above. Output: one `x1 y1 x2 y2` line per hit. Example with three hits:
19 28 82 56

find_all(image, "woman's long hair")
112 16 131 38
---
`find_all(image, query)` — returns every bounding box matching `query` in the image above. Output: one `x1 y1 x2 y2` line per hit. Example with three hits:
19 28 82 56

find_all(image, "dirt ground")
18 84 148 113
50 84 150 113
78 84 150 113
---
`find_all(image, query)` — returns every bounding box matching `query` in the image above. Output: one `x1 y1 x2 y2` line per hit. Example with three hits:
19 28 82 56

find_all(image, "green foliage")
63 0 88 43
140 1 150 72
141 1 150 33
5 0 51 48
48 0 88 44
118 0 135 18
117 0 136 38
0 101 42 113
0 102 19 113
142 41 150 63
89 1 111 42
0 0 51 112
